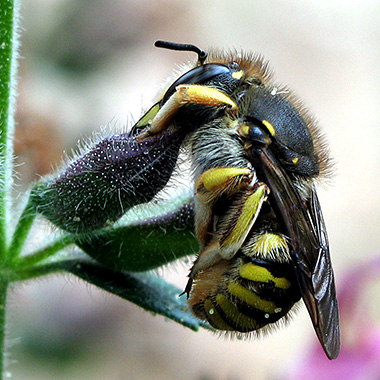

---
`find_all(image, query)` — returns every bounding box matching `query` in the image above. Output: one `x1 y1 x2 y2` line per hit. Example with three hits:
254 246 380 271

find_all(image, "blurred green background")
10 0 380 379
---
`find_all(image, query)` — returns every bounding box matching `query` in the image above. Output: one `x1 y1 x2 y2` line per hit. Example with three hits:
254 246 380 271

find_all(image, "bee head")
238 87 320 178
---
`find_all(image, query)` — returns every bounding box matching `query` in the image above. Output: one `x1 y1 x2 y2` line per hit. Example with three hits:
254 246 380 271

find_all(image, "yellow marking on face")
198 167 251 191
292 157 299 164
253 233 288 255
136 103 160 128
204 299 234 331
228 282 277 313
228 119 239 129
231 70 245 80
216 294 258 330
222 185 267 247
262 120 276 136
239 263 291 289
238 124 250 137
177 84 238 111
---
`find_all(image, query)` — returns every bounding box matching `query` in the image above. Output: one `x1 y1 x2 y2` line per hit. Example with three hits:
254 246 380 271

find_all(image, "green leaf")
59 259 210 331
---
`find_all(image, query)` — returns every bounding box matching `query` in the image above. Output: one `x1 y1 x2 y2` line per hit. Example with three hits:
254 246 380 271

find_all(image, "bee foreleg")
196 167 253 202
137 84 238 140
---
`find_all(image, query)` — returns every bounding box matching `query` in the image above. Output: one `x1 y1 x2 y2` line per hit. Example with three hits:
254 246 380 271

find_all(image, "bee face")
135 41 340 360
238 87 320 178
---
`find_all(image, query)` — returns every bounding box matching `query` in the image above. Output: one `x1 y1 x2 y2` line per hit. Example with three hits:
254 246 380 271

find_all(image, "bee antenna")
154 40 208 64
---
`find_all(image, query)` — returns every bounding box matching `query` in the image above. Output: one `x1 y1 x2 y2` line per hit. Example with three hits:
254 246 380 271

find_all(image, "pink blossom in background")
285 256 380 380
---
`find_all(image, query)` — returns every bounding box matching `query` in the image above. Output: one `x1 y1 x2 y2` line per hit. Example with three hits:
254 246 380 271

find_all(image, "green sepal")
77 195 198 272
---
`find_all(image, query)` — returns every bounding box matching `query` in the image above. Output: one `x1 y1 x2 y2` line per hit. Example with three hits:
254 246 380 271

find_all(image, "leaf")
57 259 210 331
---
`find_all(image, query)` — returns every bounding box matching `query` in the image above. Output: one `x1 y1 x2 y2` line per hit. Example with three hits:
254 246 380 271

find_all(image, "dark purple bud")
32 129 183 233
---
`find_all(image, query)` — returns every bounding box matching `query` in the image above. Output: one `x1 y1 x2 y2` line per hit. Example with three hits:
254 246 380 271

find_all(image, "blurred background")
9 0 380 379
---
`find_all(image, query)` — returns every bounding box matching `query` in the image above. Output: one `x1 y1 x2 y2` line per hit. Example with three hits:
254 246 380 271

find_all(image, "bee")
134 41 340 359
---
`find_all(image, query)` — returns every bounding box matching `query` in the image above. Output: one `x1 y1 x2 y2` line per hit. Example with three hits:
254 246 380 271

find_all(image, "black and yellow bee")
133 41 340 360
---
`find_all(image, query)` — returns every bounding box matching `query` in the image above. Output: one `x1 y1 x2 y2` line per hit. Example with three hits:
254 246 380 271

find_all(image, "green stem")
7 195 37 263
0 0 20 255
16 235 75 269
0 282 8 379
14 263 69 282
0 261 77 283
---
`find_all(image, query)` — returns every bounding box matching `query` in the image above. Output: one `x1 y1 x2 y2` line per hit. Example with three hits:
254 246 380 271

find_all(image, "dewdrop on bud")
32 128 183 233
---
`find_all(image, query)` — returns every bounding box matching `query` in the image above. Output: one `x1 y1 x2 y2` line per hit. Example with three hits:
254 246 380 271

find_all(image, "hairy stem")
0 0 20 255
7 195 37 264
0 282 8 379
16 235 74 269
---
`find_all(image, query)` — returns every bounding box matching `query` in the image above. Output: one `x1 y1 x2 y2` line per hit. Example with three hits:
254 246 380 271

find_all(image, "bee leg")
192 182 269 274
196 167 253 202
182 167 256 297
195 166 269 255
184 172 269 297
195 167 254 245
137 84 238 141
218 182 269 258
182 241 225 297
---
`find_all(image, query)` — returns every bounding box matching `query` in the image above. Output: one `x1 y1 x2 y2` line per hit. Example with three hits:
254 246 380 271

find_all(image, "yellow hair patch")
228 282 277 313
253 233 288 255
292 157 299 164
239 263 291 289
262 120 276 136
238 124 250 137
227 119 239 129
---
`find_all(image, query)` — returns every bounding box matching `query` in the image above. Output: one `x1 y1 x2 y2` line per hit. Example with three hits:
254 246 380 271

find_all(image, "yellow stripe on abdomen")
228 281 277 313
215 294 259 331
239 263 291 289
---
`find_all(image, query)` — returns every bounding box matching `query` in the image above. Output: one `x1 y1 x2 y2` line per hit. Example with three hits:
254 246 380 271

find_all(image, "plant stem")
0 282 8 379
16 235 74 269
0 0 20 255
7 194 37 263
0 1 20 377
14 263 69 282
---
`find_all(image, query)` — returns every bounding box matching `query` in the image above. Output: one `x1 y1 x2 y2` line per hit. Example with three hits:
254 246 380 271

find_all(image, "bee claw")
180 277 194 298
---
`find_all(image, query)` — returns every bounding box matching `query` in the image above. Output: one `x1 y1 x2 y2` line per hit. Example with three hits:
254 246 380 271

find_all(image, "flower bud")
32 129 183 233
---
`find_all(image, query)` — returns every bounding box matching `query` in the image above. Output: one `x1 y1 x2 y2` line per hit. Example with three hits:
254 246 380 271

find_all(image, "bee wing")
248 147 340 360
296 190 340 359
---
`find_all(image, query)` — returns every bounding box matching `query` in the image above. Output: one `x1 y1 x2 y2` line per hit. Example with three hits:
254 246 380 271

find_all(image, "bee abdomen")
190 257 300 333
